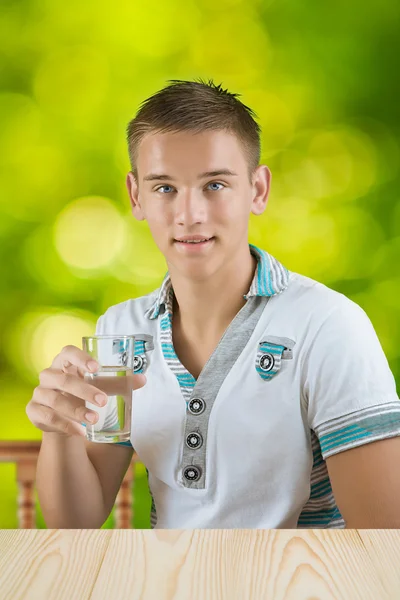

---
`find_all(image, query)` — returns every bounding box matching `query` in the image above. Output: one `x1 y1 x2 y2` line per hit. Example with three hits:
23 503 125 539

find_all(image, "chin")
185 258 222 279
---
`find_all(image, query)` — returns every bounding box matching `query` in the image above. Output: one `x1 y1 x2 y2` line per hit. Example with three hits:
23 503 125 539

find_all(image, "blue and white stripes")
297 430 345 528
145 273 173 320
144 244 289 401
159 288 196 403
145 244 290 322
245 244 290 299
256 341 286 381
315 402 400 459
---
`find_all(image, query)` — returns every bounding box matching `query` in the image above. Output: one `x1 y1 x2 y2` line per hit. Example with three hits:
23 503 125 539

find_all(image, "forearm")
36 433 107 529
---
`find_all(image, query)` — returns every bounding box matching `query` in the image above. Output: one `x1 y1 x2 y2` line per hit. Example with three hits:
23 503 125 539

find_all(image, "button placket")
182 396 206 486
179 297 270 490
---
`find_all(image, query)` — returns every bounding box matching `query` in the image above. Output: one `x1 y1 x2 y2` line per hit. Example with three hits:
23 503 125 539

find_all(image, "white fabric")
96 272 400 528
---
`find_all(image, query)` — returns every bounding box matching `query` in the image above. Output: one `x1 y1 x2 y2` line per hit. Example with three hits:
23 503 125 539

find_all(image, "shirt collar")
145 244 290 320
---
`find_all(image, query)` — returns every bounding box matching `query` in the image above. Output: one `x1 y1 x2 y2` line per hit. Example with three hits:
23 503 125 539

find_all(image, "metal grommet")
188 398 205 415
259 353 275 372
120 350 128 367
186 432 203 449
183 466 201 482
133 355 144 372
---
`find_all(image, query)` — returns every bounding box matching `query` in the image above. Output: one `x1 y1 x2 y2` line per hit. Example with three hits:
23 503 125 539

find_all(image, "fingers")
38 369 107 405
31 387 100 426
51 345 99 373
51 348 148 392
26 402 87 438
27 349 148 439
133 373 146 389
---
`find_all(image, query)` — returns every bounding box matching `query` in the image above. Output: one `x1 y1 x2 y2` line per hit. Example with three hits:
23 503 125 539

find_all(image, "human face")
126 129 270 280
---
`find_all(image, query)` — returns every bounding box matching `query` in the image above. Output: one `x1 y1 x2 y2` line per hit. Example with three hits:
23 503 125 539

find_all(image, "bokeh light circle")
6 309 96 381
113 217 166 291
53 196 127 271
279 126 378 202
250 199 384 281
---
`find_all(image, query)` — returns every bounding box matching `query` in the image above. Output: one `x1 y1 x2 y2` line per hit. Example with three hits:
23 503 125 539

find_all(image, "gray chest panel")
180 295 270 489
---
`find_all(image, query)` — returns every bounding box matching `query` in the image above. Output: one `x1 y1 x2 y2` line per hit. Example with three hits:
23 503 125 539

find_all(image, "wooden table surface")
0 529 400 600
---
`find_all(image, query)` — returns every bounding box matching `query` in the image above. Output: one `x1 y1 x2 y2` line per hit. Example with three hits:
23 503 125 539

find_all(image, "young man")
29 79 400 529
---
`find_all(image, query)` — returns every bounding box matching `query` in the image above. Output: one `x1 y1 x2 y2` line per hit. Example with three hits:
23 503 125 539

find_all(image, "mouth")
173 236 215 251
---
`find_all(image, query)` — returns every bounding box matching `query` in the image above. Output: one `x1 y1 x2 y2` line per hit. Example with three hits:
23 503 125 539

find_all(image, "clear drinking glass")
82 335 135 443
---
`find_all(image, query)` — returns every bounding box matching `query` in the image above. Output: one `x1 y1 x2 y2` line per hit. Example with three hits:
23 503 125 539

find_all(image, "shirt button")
260 353 275 372
133 355 144 371
183 466 202 482
186 432 203 449
188 398 205 415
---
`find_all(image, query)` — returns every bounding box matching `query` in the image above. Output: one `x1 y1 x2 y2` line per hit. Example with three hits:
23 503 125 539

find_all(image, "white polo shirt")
96 244 400 529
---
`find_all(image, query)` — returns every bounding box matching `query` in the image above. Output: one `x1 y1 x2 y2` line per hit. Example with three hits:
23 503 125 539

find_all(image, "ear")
250 165 271 216
126 171 146 221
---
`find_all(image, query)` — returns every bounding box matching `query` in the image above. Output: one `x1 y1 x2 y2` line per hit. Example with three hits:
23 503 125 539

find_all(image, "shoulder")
282 273 380 353
96 288 159 335
272 270 375 346
285 271 368 322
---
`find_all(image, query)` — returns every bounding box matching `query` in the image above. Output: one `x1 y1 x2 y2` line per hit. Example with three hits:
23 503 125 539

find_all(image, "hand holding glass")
82 335 135 443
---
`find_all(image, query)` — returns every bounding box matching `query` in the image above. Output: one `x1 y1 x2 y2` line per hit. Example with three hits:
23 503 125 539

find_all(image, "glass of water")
82 335 135 443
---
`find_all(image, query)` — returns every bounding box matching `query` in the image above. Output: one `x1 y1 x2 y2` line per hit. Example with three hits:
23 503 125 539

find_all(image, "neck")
169 245 257 341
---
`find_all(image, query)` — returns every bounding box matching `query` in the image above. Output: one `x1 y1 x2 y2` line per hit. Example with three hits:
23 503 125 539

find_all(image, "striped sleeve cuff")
314 401 400 460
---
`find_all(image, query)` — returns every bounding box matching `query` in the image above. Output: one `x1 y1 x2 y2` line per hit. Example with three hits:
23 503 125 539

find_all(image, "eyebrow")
143 169 238 182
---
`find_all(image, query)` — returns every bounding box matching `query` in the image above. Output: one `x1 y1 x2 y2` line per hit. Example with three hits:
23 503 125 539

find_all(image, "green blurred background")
0 0 399 528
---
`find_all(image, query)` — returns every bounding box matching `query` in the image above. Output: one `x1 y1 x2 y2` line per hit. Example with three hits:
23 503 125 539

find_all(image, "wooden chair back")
0 441 137 528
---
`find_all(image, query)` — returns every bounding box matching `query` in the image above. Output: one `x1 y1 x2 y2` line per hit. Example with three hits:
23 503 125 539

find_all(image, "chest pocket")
133 334 154 374
256 335 296 381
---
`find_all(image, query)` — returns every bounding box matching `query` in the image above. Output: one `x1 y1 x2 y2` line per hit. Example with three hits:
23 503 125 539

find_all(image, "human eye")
206 182 225 191
155 185 175 194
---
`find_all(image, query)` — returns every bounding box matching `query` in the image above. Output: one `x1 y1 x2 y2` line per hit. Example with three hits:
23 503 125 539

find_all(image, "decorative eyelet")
186 432 203 449
256 341 286 381
133 337 152 374
183 465 201 481
259 353 275 372
133 355 144 372
188 398 206 415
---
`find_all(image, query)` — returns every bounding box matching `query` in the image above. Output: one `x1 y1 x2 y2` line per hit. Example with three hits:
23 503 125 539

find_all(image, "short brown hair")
126 79 261 179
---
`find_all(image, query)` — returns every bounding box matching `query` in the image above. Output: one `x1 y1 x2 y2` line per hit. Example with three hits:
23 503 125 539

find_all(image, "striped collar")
145 244 290 320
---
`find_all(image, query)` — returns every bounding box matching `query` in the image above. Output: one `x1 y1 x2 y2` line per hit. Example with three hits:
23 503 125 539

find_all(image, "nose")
174 188 206 227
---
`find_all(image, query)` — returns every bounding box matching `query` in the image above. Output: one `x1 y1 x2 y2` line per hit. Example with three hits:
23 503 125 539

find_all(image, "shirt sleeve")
303 297 400 460
95 314 134 450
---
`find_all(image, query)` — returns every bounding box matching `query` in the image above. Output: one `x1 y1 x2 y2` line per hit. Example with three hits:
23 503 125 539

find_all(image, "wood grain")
0 529 111 600
0 529 399 600
356 530 400 598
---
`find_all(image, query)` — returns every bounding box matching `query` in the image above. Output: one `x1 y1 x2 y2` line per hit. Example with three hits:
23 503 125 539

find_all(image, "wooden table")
0 529 399 599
